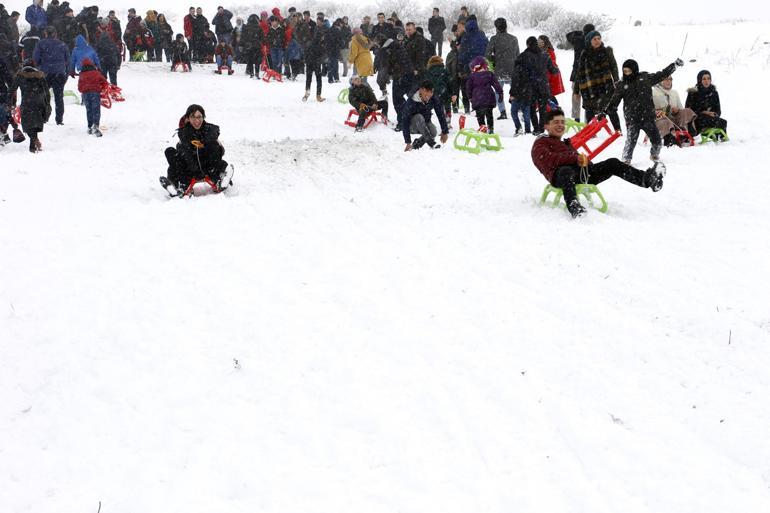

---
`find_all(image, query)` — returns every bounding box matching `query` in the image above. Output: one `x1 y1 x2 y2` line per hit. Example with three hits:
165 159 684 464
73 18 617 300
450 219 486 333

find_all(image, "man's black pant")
433 39 443 56
305 62 323 95
46 73 67 124
551 158 647 205
356 100 389 127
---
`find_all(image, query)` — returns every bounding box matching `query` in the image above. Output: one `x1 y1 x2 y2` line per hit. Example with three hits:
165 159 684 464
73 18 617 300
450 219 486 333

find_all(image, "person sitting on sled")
214 40 234 74
170 34 191 71
160 104 233 196
348 74 388 132
531 108 665 219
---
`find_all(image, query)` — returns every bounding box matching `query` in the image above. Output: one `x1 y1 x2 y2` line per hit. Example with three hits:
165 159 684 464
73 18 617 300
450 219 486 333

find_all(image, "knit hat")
583 23 595 34
260 11 268 17
470 55 487 72
584 30 601 45
352 27 362 35
622 59 639 79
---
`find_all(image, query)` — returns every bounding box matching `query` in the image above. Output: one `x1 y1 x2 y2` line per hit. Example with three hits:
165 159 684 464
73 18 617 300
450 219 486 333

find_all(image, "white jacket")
653 84 683 111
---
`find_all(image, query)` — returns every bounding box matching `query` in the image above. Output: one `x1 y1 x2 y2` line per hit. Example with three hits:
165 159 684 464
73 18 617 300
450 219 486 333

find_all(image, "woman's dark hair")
538 35 553 50
542 108 565 125
184 104 205 119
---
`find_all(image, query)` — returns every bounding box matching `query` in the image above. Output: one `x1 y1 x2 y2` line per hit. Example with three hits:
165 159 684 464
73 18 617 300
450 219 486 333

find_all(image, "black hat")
622 59 639 79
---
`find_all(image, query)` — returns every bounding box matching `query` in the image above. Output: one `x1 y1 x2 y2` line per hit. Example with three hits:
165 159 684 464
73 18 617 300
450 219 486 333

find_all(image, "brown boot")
316 95 325 102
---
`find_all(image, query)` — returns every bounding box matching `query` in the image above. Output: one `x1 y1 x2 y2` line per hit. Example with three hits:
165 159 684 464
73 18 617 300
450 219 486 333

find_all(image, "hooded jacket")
14 63 51 131
465 56 503 109
77 57 107 93
606 60 677 123
348 33 373 76
70 34 99 72
685 70 721 117
458 19 488 72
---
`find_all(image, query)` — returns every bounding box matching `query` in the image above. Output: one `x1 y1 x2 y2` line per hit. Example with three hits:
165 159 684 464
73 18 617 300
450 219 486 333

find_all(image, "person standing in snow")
531 109 665 219
575 30 620 131
32 25 69 125
240 14 263 78
485 17 519 120
348 27 372 81
424 55 453 124
685 70 727 138
538 35 564 104
69 34 99 73
465 55 503 134
77 56 107 136
25 0 47 32
516 36 559 135
161 104 233 196
605 58 682 164
566 23 593 122
401 80 450 151
96 31 120 85
13 58 50 152
212 6 233 45
427 8 446 57
302 21 326 102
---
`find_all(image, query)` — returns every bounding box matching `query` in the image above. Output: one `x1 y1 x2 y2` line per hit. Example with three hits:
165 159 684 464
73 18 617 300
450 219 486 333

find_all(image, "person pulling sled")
160 104 234 197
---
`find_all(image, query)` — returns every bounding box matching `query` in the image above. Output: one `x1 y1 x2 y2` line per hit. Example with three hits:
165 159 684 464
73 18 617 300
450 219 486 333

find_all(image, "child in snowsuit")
77 57 108 136
464 55 503 134
605 58 682 163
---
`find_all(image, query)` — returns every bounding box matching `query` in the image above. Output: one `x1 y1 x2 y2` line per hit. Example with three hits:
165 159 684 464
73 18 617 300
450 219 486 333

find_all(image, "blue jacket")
25 3 47 30
401 90 451 144
458 19 488 72
70 35 100 72
33 37 71 75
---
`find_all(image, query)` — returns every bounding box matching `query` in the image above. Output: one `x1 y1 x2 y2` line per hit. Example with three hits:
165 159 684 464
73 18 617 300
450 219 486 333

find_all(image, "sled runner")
344 108 387 129
540 184 609 214
699 128 728 144
453 128 503 154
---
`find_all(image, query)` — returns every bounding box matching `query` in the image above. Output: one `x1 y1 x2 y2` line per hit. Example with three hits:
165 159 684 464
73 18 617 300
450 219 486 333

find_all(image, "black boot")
567 199 586 218
645 162 666 192
497 112 508 120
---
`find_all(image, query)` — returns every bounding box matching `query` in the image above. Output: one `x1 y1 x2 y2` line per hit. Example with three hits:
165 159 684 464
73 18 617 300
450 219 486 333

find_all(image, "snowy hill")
2 18 770 513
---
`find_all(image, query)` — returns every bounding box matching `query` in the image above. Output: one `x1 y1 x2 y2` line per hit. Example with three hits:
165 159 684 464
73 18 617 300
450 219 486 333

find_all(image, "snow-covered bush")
537 11 615 48
505 0 560 29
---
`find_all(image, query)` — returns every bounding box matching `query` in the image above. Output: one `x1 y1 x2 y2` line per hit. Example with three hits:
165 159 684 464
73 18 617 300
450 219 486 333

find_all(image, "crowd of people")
1 3 729 215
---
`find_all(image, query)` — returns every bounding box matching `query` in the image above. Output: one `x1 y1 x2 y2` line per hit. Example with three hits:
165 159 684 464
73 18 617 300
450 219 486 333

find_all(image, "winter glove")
577 153 590 167
596 112 607 121
675 58 684 67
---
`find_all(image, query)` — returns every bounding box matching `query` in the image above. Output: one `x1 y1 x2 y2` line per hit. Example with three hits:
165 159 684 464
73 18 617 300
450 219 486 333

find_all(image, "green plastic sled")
338 88 349 104
565 118 586 134
453 128 503 154
63 90 80 104
540 183 609 213
699 128 729 144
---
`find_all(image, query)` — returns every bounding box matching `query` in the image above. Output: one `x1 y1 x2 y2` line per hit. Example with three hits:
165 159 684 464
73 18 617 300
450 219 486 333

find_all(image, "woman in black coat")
303 25 327 102
685 69 727 136
96 32 120 85
14 59 50 152
161 104 233 196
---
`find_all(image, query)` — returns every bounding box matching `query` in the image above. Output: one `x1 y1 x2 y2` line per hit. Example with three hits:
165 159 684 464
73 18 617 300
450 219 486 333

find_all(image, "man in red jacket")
531 109 665 218
183 7 195 46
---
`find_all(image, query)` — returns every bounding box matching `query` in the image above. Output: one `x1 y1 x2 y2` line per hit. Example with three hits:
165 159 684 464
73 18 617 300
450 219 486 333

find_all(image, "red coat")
531 135 579 183
215 44 234 58
184 15 193 39
78 65 109 94
547 48 565 97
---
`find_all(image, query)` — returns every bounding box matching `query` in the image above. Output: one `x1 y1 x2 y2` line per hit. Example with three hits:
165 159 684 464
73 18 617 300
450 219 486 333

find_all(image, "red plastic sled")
183 176 221 197
344 108 387 129
260 45 283 83
100 84 125 109
171 61 191 72
12 105 20 125
674 129 694 147
569 116 622 162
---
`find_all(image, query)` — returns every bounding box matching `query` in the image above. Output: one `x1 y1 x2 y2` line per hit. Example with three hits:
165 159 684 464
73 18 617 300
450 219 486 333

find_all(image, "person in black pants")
531 109 664 218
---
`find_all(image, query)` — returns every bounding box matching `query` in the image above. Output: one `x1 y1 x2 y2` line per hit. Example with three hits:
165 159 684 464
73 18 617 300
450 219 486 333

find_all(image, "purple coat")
465 69 503 109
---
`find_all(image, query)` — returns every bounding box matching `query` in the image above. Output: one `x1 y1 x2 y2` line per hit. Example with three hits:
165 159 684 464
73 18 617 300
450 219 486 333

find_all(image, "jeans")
82 92 101 128
496 78 510 115
510 99 532 132
216 55 233 69
217 33 231 45
46 72 67 124
270 47 284 74
623 119 661 162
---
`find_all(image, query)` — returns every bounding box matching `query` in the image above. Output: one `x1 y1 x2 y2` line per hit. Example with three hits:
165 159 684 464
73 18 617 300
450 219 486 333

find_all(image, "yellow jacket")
348 34 373 77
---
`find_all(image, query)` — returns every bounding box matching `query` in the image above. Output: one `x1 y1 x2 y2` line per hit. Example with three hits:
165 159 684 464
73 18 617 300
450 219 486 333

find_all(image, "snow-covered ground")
2 18 770 513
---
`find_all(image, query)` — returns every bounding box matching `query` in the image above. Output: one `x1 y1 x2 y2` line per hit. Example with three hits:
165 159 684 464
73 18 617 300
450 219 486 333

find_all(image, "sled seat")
453 128 502 154
540 183 608 213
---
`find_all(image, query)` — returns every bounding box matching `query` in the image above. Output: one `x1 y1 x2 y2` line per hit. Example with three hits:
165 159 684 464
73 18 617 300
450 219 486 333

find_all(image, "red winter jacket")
184 14 193 39
547 48 565 96
215 44 234 58
531 135 580 183
78 60 109 93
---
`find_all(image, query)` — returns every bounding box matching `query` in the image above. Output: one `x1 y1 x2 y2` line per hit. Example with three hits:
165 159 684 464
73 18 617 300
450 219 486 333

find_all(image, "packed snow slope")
2 20 770 513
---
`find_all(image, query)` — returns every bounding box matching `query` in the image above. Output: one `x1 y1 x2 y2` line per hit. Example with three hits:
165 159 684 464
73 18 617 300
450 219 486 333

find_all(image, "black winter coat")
325 26 342 58
192 16 209 38
685 85 721 117
267 26 285 49
96 32 120 69
385 40 413 79
349 83 377 108
14 66 50 132
157 21 174 48
304 29 327 66
177 121 223 175
240 19 263 52
212 10 233 35
566 30 586 81
428 16 446 42
607 62 677 123
514 47 557 100
405 33 429 73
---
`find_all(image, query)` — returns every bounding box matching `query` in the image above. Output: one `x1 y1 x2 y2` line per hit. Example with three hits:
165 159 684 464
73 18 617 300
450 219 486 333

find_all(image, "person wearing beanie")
348 26 373 79
465 55 503 133
76 56 107 136
13 57 50 152
575 30 621 131
485 16 519 120
565 23 594 122
605 57 682 163
348 74 389 131
532 108 666 219
685 70 727 138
